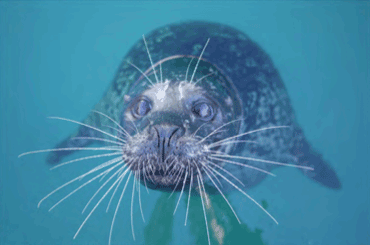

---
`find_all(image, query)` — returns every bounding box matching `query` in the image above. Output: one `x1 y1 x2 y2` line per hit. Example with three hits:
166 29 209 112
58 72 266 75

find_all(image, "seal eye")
192 102 214 121
132 98 152 118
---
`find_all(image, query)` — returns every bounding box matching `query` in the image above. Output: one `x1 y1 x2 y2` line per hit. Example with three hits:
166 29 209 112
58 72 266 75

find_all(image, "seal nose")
151 125 185 163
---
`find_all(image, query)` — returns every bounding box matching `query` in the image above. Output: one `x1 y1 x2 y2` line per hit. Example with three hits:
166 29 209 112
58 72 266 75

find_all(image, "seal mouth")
127 153 208 191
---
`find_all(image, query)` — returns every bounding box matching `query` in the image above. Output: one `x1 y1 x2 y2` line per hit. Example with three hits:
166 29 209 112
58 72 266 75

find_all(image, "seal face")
45 21 341 191
119 56 243 191
21 20 342 245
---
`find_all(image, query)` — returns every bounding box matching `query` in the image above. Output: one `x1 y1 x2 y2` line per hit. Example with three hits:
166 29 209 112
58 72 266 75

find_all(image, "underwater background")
1 1 369 245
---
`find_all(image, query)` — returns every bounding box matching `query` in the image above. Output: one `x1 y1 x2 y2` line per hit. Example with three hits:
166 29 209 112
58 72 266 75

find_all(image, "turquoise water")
1 1 369 245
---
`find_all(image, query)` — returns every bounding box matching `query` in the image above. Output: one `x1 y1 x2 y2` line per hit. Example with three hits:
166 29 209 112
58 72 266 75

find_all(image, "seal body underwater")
22 21 341 244
46 20 341 190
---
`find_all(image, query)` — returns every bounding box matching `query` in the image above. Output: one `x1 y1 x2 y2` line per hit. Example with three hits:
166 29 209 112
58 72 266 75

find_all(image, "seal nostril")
154 127 160 148
168 127 180 147
152 125 185 163
162 139 166 163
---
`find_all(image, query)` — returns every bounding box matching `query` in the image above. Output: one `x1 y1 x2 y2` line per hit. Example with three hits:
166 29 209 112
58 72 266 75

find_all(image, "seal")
20 21 341 244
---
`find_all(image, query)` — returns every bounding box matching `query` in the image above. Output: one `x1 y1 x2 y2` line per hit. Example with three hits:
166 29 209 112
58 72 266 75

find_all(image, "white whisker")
196 174 211 245
198 118 244 144
169 167 184 199
192 121 211 138
206 160 245 186
142 35 159 84
184 168 193 226
72 136 125 146
82 164 129 214
38 156 122 208
209 166 279 225
109 172 132 245
173 167 188 215
92 110 131 139
73 167 129 240
209 126 290 147
209 140 258 148
211 154 314 171
19 147 120 158
126 61 154 86
210 156 276 177
190 38 210 83
131 173 136 241
128 117 140 135
140 160 149 194
137 171 145 223
47 116 127 144
106 163 130 212
159 61 163 83
202 164 241 223
48 161 124 212
185 57 194 82
193 71 215 85
102 125 129 140
206 164 223 188
50 152 122 170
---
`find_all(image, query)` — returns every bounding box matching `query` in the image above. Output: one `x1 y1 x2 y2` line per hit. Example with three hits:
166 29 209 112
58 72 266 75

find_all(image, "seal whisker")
106 161 132 212
173 167 188 215
73 167 129 240
72 136 125 146
82 164 129 214
209 166 279 225
101 125 129 140
190 38 210 84
49 160 124 212
168 167 184 199
47 116 127 144
136 170 145 223
164 158 176 174
142 35 160 84
185 57 194 82
147 165 156 184
167 158 180 177
109 172 132 245
131 172 136 241
193 71 215 86
198 118 244 144
201 163 241 224
159 61 163 83
211 154 314 171
196 174 211 245
92 110 131 139
38 156 122 208
209 156 276 177
184 168 193 226
208 140 259 148
148 161 156 183
209 125 290 147
50 152 122 170
199 160 223 188
126 61 155 86
206 160 245 187
128 117 140 135
192 121 211 138
19 147 121 158
140 158 150 194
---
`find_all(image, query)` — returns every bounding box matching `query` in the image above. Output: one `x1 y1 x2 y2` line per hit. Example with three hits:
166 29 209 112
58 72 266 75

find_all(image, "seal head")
46 21 341 191
120 56 243 191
